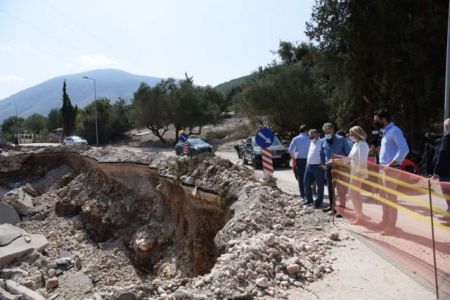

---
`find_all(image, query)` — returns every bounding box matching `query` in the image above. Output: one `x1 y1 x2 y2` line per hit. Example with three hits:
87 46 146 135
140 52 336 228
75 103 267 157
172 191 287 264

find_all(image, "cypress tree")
61 80 77 136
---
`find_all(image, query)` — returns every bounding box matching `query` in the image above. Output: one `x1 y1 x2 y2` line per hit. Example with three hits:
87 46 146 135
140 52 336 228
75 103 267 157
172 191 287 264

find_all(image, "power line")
39 0 141 72
0 8 86 57
40 0 116 51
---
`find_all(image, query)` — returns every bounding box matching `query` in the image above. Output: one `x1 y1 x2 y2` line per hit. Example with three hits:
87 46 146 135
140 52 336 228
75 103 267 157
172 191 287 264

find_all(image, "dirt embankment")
0 147 341 300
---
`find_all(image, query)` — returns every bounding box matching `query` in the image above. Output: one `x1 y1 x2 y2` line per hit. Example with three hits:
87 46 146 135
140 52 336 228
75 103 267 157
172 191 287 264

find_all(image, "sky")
0 0 315 99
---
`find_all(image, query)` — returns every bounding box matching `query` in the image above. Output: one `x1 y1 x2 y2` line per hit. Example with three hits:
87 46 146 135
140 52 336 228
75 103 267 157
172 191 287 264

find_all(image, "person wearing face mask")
432 118 450 211
346 126 369 224
321 123 352 213
304 129 326 208
373 109 409 235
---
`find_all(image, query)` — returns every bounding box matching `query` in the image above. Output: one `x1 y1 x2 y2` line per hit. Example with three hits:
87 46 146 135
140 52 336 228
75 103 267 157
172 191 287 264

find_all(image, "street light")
82 76 99 146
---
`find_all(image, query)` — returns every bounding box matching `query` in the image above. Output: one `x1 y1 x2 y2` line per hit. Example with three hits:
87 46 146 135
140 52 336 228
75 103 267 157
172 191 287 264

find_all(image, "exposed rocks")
0 224 48 268
286 264 301 274
45 277 59 289
256 277 270 288
5 279 45 300
1 187 34 216
0 203 20 225
330 232 340 241
0 147 341 299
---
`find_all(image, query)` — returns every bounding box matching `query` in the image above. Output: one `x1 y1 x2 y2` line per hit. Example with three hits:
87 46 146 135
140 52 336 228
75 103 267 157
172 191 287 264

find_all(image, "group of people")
289 109 450 233
288 121 375 211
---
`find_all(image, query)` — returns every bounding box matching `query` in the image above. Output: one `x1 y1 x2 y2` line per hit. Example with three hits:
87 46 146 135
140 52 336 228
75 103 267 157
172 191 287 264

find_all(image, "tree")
107 98 133 139
47 108 62 130
306 0 448 147
235 61 328 138
132 76 221 144
133 81 172 144
168 74 220 141
61 80 78 136
24 113 47 134
79 98 111 144
1 116 24 139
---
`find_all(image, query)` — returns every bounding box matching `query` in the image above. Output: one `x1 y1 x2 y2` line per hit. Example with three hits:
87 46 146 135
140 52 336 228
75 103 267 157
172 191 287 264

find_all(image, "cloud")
0 75 24 83
67 54 118 71
0 45 14 52
0 41 32 53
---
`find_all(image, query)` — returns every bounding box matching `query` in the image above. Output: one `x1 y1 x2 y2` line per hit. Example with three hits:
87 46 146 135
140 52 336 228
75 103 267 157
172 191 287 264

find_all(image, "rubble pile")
0 147 342 299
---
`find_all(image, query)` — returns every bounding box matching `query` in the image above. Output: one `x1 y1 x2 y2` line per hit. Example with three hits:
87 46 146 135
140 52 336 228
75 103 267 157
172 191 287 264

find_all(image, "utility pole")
445 0 450 119
82 76 99 146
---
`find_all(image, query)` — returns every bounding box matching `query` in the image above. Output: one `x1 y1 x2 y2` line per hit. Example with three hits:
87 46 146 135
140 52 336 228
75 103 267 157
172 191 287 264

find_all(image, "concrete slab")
0 224 24 246
5 279 45 300
0 229 48 267
0 203 20 225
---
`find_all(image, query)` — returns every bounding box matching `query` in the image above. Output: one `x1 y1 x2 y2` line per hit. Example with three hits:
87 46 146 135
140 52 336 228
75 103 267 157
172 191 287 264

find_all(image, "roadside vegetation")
1 1 446 150
226 0 447 148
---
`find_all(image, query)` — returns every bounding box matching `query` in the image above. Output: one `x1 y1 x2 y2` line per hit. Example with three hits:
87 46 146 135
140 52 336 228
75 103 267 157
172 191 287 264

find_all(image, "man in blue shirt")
322 123 352 212
288 125 310 200
374 109 409 235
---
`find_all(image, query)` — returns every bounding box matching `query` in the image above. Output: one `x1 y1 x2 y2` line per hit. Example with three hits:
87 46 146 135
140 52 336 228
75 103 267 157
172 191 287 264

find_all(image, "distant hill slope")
214 73 254 95
0 69 163 122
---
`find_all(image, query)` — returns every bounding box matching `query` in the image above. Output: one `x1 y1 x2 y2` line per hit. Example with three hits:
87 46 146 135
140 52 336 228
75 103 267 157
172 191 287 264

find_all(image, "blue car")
175 138 213 156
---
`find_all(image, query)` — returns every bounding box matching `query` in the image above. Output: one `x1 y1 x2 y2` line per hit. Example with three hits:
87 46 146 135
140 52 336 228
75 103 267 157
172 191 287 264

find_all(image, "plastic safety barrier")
332 155 450 298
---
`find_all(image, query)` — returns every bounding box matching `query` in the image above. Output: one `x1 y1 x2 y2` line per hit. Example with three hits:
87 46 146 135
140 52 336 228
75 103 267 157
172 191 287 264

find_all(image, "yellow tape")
333 160 450 201
334 178 450 234
333 169 450 217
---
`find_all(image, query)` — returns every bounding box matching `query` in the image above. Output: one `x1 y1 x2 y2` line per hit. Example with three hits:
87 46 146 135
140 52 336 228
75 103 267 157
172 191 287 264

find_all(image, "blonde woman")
348 126 369 224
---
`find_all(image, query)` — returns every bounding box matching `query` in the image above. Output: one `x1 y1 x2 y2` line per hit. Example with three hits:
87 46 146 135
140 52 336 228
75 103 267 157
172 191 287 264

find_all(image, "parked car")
62 136 88 145
241 135 290 169
175 138 213 156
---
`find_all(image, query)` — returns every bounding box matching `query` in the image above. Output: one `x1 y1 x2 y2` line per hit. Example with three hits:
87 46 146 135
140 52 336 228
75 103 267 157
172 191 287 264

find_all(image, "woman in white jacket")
347 126 369 224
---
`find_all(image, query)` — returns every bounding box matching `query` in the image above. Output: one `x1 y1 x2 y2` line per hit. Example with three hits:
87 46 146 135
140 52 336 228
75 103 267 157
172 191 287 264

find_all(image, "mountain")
0 69 164 122
214 73 254 95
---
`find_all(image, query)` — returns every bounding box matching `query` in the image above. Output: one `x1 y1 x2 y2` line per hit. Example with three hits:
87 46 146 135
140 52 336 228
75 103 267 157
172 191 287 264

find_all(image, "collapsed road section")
0 147 340 299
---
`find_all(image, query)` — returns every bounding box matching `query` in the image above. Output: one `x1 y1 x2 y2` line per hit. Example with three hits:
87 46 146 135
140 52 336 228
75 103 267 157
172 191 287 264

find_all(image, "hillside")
214 73 254 94
0 69 163 122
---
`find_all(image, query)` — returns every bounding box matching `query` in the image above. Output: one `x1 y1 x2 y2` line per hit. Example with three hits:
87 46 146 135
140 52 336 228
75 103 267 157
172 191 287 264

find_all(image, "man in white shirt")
304 129 326 208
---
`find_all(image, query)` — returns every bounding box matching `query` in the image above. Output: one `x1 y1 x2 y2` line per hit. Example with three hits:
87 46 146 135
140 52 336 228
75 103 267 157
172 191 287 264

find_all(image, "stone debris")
4 279 46 300
1 187 34 216
45 277 59 289
23 183 41 197
0 287 16 300
286 264 301 274
0 147 342 299
256 277 270 288
0 203 20 225
0 224 48 268
330 232 340 241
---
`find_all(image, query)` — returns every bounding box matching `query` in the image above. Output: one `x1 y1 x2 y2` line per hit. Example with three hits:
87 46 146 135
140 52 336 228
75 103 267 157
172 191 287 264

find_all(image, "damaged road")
0 147 342 299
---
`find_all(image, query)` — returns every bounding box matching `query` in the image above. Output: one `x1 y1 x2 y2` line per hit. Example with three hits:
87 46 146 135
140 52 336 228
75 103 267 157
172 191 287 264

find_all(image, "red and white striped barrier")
183 141 189 155
261 147 273 178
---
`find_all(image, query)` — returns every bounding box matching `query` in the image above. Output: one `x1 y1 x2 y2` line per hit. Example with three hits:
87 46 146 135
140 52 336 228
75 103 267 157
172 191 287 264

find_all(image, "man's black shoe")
303 201 314 206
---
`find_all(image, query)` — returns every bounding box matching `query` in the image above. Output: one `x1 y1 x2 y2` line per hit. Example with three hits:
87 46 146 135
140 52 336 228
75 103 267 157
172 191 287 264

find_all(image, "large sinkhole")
0 151 230 278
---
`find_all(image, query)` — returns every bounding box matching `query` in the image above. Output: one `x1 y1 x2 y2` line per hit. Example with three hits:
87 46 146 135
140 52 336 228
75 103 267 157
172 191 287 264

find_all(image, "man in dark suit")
433 118 450 211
